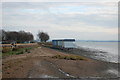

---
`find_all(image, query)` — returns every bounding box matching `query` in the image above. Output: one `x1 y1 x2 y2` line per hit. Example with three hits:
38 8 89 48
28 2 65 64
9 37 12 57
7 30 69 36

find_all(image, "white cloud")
1 0 119 2
2 2 118 40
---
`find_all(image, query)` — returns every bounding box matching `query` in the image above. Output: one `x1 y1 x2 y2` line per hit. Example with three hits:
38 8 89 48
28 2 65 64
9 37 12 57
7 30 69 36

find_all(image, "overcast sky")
2 1 118 40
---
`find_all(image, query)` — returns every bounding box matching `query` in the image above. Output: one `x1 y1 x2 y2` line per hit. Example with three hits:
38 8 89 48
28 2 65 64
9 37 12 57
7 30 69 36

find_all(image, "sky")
1 0 119 40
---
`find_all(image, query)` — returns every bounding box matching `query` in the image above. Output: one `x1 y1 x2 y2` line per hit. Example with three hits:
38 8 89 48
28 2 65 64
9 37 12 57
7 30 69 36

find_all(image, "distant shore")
2 44 119 79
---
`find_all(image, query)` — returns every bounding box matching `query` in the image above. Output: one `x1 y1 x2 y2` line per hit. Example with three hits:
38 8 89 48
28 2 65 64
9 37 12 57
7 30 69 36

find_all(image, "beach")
2 44 119 79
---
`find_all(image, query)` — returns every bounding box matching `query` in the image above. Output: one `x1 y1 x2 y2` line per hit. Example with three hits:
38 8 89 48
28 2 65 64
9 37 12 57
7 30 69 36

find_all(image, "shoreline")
2 45 119 78
50 47 118 64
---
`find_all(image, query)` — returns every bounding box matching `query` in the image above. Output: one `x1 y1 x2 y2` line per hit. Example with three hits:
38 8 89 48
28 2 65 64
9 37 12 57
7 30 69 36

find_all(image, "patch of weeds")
16 51 24 55
12 48 18 51
27 51 31 53
52 55 87 60
25 48 31 53
25 49 28 52
2 46 38 57
2 47 12 53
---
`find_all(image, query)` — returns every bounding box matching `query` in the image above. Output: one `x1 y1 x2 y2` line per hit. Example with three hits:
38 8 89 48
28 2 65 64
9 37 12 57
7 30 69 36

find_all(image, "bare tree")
6 31 19 42
37 31 49 42
0 29 6 41
18 31 33 43
2 30 34 43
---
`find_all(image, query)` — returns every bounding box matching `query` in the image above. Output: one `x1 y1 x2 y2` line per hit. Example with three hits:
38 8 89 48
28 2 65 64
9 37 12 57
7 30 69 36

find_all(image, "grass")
2 47 31 56
52 54 87 61
2 45 38 57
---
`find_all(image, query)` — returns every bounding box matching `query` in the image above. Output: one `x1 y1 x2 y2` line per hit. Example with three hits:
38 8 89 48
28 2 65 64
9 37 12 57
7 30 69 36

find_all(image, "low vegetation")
2 44 38 57
52 54 87 60
38 42 52 47
2 47 30 57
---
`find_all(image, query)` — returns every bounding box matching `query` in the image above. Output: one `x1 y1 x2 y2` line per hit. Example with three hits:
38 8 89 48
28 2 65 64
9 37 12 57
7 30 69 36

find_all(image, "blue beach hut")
52 39 75 48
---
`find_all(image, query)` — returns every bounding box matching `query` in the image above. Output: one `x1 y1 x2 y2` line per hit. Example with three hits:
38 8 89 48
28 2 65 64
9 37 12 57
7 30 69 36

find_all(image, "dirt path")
2 46 119 78
2 46 72 78
27 58 71 78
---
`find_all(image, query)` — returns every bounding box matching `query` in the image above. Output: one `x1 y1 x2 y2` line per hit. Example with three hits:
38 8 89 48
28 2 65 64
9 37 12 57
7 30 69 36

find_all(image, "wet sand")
2 46 119 79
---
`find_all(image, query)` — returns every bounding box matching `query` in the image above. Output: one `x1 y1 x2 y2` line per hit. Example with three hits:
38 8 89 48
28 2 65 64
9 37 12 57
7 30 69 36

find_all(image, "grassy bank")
3 47 31 56
2 43 38 57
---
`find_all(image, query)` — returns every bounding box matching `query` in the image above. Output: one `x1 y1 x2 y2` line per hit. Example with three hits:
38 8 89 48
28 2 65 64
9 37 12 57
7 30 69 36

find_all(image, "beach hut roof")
52 39 75 41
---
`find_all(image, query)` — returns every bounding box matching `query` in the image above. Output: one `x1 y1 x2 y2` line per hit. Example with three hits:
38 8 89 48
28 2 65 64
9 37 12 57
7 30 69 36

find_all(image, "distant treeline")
76 40 119 42
0 30 34 43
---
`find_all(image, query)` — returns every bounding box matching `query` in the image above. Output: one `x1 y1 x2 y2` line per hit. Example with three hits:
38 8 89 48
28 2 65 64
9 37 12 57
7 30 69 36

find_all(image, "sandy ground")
2 46 119 79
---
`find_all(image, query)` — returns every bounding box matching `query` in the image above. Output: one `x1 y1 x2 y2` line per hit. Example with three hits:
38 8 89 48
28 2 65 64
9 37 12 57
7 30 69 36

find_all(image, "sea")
75 41 119 63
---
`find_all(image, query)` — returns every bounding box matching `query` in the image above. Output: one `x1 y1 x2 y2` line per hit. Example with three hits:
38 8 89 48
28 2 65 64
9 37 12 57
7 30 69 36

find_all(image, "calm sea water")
75 41 118 63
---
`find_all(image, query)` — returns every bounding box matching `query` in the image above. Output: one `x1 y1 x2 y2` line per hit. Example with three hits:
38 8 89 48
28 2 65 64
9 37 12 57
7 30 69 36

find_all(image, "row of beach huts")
52 39 75 49
1 39 76 49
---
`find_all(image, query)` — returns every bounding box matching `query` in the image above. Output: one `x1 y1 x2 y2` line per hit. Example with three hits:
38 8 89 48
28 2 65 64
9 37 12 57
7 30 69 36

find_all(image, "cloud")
1 0 119 2
2 2 118 40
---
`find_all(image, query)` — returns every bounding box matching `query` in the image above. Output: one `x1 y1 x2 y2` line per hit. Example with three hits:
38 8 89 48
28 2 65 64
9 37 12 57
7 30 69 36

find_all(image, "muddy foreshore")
2 46 119 80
